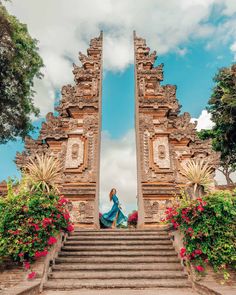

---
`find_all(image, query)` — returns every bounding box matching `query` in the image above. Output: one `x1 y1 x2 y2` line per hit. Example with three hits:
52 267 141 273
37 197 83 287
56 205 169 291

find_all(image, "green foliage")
165 191 236 277
198 64 236 184
0 180 73 265
0 4 43 144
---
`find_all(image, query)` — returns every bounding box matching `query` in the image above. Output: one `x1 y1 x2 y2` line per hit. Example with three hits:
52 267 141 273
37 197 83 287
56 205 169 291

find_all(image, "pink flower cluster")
34 250 48 258
128 211 138 224
47 236 57 245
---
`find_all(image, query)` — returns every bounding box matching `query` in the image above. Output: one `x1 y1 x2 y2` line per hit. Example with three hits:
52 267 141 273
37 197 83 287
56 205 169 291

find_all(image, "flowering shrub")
165 190 236 278
0 185 74 276
128 211 138 227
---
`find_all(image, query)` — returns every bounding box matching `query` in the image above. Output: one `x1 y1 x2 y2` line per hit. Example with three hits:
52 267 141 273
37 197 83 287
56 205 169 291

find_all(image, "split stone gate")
15 32 219 228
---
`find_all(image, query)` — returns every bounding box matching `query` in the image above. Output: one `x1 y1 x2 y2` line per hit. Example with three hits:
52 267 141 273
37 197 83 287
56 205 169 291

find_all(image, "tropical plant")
181 159 213 198
128 211 138 227
198 64 236 185
0 4 43 144
165 191 236 279
0 180 74 279
24 154 62 193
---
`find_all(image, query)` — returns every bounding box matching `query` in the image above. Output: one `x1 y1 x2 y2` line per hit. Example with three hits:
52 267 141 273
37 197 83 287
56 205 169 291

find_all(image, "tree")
198 64 236 185
0 3 43 144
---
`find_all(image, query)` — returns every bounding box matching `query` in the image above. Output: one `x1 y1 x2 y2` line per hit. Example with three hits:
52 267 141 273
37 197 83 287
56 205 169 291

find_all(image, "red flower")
67 224 74 232
195 249 202 255
195 265 204 272
34 250 48 259
57 214 61 219
24 261 30 270
128 211 138 223
28 271 36 280
48 236 57 245
58 198 68 206
197 205 204 212
18 252 24 258
32 223 40 231
42 218 53 228
196 198 203 202
63 213 70 220
180 248 186 258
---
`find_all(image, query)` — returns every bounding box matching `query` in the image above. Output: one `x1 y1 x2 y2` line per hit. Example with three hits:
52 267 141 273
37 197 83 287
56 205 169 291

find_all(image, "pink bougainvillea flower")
195 249 202 255
32 223 40 231
34 250 48 259
197 205 204 212
180 247 186 258
56 214 61 219
18 252 24 258
28 271 36 280
195 265 204 272
24 261 30 270
48 236 57 245
67 224 74 232
58 198 68 206
196 198 203 202
63 213 70 220
42 218 53 228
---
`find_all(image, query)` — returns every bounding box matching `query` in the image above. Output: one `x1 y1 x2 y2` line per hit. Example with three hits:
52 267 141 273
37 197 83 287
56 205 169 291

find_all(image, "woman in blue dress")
100 188 127 228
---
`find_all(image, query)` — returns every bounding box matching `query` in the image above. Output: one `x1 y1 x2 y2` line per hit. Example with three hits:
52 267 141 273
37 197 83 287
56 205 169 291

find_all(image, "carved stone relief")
152 137 171 169
65 137 84 169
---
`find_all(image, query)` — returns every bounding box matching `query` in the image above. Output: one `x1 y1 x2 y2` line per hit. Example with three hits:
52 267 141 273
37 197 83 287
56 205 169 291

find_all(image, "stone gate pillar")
16 33 103 229
134 32 219 228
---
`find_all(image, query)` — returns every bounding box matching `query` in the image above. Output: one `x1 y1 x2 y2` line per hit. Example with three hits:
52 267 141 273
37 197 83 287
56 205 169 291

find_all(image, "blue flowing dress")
100 194 127 228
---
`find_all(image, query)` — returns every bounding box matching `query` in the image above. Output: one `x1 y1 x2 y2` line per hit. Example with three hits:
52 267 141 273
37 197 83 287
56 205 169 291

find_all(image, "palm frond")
24 154 62 193
181 158 213 191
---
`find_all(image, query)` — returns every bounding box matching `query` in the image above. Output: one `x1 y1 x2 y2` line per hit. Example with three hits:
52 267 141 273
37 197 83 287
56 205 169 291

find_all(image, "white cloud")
191 109 214 131
5 0 236 116
230 41 236 61
99 129 137 215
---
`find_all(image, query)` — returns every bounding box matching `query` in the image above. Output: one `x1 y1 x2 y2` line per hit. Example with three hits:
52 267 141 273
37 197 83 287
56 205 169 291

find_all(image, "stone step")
58 250 177 257
61 245 174 251
52 263 183 271
73 229 170 233
44 279 191 290
48 270 187 280
66 235 170 241
55 256 180 264
70 231 169 236
64 239 172 246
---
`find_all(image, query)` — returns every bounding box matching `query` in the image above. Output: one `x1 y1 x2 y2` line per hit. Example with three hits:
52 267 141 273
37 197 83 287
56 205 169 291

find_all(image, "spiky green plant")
181 159 214 196
24 154 62 193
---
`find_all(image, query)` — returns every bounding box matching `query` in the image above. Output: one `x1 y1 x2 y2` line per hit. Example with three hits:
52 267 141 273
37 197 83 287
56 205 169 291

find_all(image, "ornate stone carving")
40 112 67 140
15 33 103 228
152 137 171 169
65 137 84 169
173 112 197 130
134 32 219 227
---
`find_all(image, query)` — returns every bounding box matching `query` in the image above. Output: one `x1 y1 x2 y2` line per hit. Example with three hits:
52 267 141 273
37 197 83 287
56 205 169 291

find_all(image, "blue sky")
1 0 236 212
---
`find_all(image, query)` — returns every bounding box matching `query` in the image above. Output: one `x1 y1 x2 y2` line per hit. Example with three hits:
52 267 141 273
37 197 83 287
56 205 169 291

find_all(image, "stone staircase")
44 229 192 291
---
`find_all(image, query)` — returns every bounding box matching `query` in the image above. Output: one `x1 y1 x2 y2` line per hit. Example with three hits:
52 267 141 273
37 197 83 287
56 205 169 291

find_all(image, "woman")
100 188 127 228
